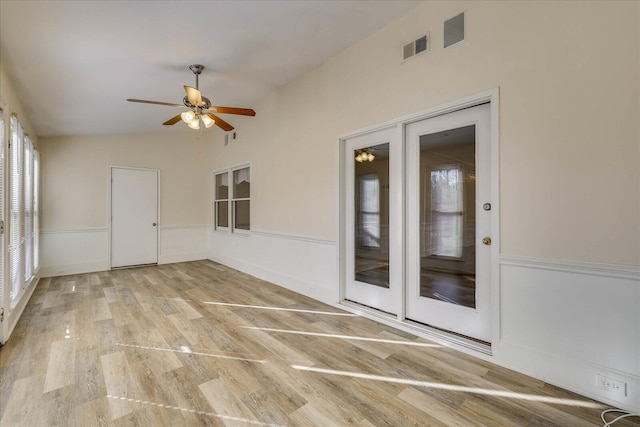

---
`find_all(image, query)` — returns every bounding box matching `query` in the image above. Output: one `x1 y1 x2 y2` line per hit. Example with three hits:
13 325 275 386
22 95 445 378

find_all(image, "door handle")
152 223 157 227
482 237 491 245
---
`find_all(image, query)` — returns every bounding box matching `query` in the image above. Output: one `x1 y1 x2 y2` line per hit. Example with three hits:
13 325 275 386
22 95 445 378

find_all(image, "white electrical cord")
601 409 640 426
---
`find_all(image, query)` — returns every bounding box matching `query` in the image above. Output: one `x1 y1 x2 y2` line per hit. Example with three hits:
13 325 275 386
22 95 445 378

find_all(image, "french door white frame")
108 165 161 269
338 88 500 351
405 103 492 342
343 125 403 315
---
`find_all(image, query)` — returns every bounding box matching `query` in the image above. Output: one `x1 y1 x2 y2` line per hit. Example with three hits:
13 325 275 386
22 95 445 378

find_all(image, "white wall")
209 0 640 412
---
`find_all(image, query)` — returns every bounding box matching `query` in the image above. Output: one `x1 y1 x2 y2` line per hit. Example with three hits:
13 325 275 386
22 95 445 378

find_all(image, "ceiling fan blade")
184 86 203 106
209 107 256 116
207 113 234 132
163 114 182 126
127 99 185 108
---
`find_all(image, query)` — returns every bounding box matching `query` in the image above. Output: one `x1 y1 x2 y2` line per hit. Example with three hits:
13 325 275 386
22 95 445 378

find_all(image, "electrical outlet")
596 374 627 401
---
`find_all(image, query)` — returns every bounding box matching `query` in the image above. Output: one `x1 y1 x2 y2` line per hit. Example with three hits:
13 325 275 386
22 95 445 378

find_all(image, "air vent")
402 34 429 62
444 13 465 48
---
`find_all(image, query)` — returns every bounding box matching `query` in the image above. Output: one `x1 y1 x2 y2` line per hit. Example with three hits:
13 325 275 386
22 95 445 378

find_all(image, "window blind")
9 115 24 302
24 136 33 281
33 150 40 270
0 117 4 306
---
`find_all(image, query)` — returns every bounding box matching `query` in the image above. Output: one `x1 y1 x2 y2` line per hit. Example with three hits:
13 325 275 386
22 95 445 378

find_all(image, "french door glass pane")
419 125 476 308
354 143 389 288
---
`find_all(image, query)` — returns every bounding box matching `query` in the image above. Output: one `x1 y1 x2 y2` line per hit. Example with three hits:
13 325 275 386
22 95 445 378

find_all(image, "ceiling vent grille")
402 34 429 62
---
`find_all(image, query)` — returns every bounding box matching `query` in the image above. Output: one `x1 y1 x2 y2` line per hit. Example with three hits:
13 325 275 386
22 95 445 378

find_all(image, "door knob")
482 237 491 245
152 223 157 227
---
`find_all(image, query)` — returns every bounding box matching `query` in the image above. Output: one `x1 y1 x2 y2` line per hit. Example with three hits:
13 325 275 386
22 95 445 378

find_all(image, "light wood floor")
0 260 632 426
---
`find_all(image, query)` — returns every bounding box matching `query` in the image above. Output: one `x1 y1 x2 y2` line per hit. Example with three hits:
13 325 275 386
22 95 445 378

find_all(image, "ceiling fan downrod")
189 64 204 90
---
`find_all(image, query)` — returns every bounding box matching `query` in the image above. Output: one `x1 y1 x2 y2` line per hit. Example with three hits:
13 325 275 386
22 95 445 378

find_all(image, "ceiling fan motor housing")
183 95 211 110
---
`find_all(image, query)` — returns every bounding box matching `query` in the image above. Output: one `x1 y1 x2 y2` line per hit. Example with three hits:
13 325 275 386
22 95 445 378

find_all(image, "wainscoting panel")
40 228 109 277
40 225 209 277
498 255 640 412
159 225 209 265
208 229 338 305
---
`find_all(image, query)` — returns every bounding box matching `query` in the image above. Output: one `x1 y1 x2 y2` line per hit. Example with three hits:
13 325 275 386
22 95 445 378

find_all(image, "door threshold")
404 319 492 355
111 263 158 270
343 299 396 317
340 300 492 356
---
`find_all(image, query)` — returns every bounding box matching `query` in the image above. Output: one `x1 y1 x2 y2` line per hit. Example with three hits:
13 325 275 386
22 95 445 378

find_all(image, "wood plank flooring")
0 260 633 426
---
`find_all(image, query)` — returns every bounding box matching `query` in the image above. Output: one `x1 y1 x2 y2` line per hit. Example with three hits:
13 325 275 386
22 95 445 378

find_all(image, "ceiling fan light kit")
355 150 375 162
127 64 255 132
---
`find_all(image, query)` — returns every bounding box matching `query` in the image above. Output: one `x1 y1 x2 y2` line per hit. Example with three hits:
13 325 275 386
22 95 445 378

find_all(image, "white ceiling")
0 0 420 137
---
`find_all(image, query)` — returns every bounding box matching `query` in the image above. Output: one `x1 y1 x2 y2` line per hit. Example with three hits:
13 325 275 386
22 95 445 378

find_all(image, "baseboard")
39 261 109 278
208 229 338 305
159 252 208 265
499 338 640 412
208 254 335 306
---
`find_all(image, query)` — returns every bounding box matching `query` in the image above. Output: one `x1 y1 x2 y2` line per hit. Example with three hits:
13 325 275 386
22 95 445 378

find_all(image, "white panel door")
405 103 492 342
111 167 158 268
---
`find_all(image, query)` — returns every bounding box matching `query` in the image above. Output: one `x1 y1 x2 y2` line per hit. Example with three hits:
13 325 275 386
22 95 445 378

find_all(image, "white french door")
344 126 401 314
405 103 492 342
341 98 495 345
111 167 159 268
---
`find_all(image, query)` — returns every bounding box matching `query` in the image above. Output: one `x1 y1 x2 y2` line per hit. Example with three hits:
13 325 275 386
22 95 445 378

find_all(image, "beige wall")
212 0 639 266
39 132 214 230
35 1 639 265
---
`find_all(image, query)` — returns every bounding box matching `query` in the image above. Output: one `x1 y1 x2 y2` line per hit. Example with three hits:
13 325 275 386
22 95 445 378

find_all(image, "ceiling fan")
127 64 255 131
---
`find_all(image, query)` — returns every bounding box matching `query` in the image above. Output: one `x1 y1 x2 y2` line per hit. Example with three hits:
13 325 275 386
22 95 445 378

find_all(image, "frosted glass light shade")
181 111 195 123
188 117 200 129
201 114 215 128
